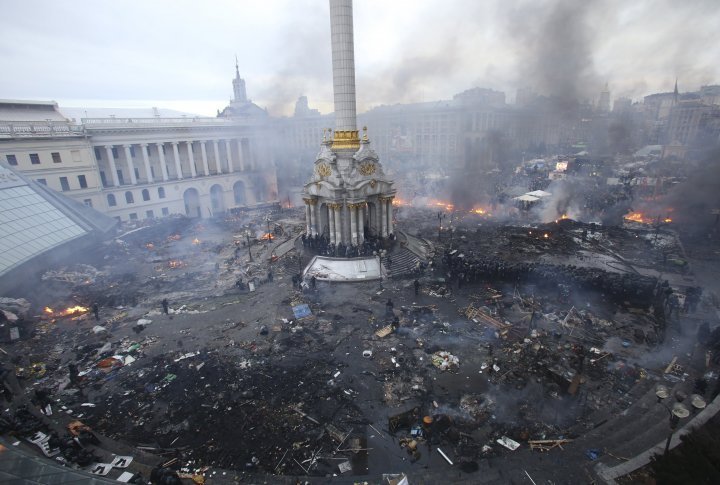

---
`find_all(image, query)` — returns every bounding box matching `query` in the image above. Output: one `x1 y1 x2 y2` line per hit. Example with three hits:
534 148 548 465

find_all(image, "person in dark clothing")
268 270 273 282
414 279 420 296
92 303 99 321
386 298 394 316
162 298 169 315
310 275 317 289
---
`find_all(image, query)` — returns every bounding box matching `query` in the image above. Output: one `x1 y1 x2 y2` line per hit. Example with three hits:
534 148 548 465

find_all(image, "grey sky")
1 0 718 116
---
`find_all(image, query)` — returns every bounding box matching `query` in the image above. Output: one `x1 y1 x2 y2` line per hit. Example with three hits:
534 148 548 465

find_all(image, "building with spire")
301 0 395 245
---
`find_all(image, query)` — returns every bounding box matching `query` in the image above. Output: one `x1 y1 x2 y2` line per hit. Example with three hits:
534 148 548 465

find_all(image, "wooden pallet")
528 439 572 452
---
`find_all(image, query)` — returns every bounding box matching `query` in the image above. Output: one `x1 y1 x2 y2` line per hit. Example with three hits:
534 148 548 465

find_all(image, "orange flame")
624 212 650 224
145 243 155 250
44 307 53 314
260 233 273 240
168 260 186 269
192 238 201 245
663 217 672 223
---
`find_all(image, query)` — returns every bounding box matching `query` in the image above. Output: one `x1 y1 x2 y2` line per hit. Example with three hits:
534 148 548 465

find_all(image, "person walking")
414 279 420 296
92 303 100 321
162 298 169 315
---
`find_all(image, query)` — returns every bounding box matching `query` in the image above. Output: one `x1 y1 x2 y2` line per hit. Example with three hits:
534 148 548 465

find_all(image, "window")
107 194 117 206
146 210 154 219
125 191 134 203
71 150 82 162
134 167 140 180
129 213 138 220
117 170 124 185
30 153 40 164
78 175 88 188
59 177 70 191
83 199 93 207
158 187 166 199
94 147 103 160
142 189 150 201
6 154 17 166
162 207 169 216
52 152 62 163
36 178 47 185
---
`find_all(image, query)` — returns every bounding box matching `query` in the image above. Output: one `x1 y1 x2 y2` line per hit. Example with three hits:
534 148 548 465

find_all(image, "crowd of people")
300 232 394 259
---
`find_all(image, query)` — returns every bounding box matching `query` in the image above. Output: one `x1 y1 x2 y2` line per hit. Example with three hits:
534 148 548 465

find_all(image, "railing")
81 117 237 126
0 122 85 138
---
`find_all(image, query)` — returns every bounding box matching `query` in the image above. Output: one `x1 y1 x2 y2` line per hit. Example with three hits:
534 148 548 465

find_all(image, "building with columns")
0 84 278 223
301 0 395 245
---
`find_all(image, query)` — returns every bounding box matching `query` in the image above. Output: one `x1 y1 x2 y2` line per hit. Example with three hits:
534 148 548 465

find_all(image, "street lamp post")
655 385 690 456
437 212 445 241
246 230 253 262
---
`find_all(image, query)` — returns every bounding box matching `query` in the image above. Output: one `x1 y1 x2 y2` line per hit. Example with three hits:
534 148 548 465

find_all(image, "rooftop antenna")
235 54 239 77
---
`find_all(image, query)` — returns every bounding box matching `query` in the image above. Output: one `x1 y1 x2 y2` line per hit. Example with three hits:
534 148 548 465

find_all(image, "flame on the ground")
543 233 550 239
168 260 186 269
392 198 408 206
192 238 201 245
624 211 651 224
44 306 89 317
663 217 672 223
260 233 273 240
167 234 181 241
432 200 454 212
145 243 155 250
469 207 492 216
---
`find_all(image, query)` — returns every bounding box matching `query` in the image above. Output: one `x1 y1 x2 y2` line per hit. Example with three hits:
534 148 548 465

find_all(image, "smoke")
535 180 584 222
507 0 601 108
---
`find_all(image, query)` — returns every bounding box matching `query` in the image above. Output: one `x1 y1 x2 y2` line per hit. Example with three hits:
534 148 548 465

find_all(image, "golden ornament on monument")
358 161 376 176
316 163 332 177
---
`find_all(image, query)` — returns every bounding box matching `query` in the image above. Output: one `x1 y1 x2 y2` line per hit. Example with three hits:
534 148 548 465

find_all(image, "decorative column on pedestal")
140 144 153 183
122 145 137 185
387 197 395 235
157 143 169 181
332 203 343 243
171 142 183 180
236 139 245 171
348 203 359 245
212 140 222 174
200 141 210 176
104 145 120 186
186 141 197 177
328 206 336 244
303 199 313 235
225 139 234 173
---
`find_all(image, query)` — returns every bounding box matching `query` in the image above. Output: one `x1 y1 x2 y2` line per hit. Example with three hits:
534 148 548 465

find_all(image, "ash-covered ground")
1 204 719 484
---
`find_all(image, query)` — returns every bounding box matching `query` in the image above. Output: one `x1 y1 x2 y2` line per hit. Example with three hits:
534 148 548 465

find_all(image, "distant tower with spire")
232 55 248 104
673 78 679 105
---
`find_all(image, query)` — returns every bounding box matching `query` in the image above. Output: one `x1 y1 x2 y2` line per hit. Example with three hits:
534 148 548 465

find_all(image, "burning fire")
392 198 407 207
623 211 673 225
192 238 201 245
44 306 89 317
469 207 492 216
260 233 273 241
145 243 155 250
168 260 186 269
167 234 181 242
433 200 454 212
624 212 649 224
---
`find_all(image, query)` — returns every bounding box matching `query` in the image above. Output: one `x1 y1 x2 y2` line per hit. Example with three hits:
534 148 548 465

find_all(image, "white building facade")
0 101 278 222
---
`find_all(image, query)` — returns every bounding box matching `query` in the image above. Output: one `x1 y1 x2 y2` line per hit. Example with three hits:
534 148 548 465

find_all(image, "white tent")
525 190 552 198
512 194 540 202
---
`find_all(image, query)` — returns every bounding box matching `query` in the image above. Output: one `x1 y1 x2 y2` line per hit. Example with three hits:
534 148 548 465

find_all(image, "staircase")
381 247 421 278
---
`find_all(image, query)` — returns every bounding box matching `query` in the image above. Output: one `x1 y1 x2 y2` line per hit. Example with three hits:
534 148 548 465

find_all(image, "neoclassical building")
0 73 278 223
302 0 395 245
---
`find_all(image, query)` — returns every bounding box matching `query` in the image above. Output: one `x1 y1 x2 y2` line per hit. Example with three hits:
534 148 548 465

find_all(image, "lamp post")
655 385 690 456
437 212 445 241
266 215 272 246
246 230 253 262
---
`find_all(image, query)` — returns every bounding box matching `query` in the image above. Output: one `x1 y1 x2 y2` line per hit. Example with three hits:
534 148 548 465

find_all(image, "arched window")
158 187 166 199
142 188 150 201
107 194 116 207
125 191 134 204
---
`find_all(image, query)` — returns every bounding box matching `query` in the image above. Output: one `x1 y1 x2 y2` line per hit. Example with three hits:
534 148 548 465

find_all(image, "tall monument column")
329 0 360 150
